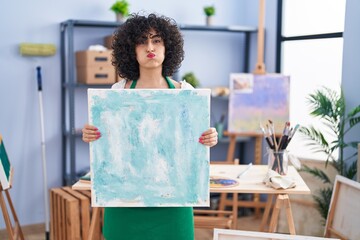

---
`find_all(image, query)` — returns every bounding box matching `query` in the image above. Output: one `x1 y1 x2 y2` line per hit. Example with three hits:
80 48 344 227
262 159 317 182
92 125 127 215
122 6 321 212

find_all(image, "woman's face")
135 29 165 70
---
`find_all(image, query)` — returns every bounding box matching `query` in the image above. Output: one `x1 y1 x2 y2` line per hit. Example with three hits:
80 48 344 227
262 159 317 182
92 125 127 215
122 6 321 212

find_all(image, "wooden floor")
0 215 262 240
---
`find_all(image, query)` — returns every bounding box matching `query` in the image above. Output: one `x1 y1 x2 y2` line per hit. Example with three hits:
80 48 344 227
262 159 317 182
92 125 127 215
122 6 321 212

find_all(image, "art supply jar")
267 149 289 175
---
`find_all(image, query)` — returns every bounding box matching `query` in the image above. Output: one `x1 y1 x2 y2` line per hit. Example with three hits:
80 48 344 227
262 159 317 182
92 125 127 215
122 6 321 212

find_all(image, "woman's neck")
136 68 167 88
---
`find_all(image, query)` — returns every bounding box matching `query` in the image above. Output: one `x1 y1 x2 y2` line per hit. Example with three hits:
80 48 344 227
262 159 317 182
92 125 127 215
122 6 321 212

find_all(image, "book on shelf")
79 171 91 183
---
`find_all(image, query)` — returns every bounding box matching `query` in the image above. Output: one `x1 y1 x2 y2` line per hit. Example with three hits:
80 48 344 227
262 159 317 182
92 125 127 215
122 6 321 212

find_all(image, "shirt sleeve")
111 79 126 89
180 80 194 89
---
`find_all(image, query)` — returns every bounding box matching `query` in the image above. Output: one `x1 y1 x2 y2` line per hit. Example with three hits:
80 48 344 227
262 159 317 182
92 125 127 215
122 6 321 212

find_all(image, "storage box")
76 66 116 84
50 187 102 240
104 35 114 49
76 50 112 67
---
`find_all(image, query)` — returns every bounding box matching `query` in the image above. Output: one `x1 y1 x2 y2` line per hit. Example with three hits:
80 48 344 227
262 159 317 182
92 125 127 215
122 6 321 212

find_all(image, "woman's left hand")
199 127 218 147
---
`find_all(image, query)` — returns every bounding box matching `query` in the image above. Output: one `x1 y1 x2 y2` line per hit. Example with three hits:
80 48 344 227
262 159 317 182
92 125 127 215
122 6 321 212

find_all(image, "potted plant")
299 86 360 223
182 72 200 88
110 0 130 22
203 5 215 26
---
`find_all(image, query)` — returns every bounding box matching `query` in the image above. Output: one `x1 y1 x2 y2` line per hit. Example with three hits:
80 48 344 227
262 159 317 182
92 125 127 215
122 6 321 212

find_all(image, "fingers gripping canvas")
88 89 210 207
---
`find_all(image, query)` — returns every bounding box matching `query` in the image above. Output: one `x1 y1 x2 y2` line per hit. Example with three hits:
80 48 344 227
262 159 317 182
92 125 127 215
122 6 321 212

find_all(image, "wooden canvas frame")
325 175 360 239
213 229 339 240
0 135 13 190
88 89 210 207
228 73 290 134
357 143 359 182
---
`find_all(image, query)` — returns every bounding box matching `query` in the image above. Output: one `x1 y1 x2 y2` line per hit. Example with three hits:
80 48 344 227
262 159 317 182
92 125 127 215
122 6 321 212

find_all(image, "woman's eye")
153 38 162 44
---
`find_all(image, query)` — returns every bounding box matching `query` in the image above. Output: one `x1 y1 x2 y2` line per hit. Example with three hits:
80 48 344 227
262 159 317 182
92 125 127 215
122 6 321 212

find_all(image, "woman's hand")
199 127 218 147
82 124 101 143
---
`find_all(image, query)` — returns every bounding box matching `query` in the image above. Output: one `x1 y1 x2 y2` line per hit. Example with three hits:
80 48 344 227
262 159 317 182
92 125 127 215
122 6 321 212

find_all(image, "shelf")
211 95 229 100
63 82 114 88
64 130 82 138
61 19 257 34
218 136 251 143
61 19 257 185
179 24 257 33
61 19 123 28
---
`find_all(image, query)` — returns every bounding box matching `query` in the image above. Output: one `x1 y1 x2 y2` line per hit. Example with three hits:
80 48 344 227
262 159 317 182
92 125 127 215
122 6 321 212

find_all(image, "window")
277 0 346 160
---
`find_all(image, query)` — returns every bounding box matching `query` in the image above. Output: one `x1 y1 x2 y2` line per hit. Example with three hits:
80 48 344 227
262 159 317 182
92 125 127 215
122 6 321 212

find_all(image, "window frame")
275 0 344 73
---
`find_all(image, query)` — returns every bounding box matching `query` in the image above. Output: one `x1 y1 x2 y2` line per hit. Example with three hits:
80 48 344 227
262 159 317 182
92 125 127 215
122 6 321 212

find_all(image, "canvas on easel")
0 134 24 240
0 134 13 190
228 73 290 134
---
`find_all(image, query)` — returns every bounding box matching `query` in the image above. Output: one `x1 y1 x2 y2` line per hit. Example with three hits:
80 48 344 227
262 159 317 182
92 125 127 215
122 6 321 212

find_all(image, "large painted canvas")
88 89 210 207
228 73 290 134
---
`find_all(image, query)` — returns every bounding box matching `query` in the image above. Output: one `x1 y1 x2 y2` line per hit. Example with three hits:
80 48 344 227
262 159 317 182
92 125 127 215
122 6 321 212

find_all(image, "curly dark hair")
112 13 184 81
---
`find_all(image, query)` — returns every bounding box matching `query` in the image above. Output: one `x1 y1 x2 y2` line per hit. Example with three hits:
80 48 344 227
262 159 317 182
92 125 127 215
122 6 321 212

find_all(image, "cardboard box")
76 50 112 67
76 66 116 84
104 35 114 49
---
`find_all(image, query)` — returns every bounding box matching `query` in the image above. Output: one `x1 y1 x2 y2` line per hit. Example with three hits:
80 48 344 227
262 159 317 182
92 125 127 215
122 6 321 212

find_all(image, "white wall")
0 0 263 227
342 0 360 164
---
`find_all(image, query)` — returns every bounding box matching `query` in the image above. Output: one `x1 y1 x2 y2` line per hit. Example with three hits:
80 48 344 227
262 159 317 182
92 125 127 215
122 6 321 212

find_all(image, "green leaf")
349 116 360 127
203 6 215 16
347 105 360 118
110 0 130 16
345 160 357 179
300 165 331 184
313 187 333 223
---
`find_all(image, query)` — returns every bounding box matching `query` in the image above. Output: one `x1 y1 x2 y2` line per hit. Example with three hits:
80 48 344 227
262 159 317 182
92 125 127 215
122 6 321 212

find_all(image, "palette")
210 176 239 188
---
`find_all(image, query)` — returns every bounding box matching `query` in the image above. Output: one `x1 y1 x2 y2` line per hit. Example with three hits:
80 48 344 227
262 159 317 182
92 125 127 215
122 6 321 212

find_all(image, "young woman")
82 13 218 240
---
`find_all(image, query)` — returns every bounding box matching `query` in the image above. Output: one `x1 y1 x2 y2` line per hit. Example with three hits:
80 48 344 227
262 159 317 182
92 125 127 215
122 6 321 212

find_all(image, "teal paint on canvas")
88 89 210 207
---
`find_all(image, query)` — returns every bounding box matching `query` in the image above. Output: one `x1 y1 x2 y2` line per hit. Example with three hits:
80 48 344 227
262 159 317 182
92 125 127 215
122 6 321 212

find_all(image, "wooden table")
209 165 310 234
73 165 310 237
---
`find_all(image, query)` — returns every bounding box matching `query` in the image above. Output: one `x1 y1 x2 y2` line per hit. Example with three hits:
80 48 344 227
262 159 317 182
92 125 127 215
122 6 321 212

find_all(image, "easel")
218 132 266 218
0 184 24 240
0 135 24 240
218 0 281 224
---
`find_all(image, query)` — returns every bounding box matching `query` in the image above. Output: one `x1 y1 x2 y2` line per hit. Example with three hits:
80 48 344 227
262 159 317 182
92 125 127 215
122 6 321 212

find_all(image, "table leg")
226 135 237 163
283 195 296 235
268 195 283 233
232 193 239 229
259 194 273 231
268 194 296 235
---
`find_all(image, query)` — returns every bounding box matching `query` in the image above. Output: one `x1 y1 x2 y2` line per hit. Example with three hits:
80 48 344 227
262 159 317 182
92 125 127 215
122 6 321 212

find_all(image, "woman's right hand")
82 124 101 143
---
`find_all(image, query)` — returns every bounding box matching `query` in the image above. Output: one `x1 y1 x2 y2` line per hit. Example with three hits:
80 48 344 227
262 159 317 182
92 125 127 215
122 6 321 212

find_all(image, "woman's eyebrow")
149 34 161 39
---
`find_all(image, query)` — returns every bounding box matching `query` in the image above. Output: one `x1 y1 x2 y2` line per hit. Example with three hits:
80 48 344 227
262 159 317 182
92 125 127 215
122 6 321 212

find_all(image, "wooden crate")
50 187 102 240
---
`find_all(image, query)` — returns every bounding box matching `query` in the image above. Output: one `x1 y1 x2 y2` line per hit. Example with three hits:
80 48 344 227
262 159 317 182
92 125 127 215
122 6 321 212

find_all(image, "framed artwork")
228 73 290 134
213 229 339 240
0 135 13 190
325 175 360 239
88 89 210 207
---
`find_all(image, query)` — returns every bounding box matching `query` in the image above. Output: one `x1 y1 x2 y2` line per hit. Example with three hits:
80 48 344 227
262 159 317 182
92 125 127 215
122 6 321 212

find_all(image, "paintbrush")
260 123 274 149
237 163 253 178
268 120 278 151
278 121 290 150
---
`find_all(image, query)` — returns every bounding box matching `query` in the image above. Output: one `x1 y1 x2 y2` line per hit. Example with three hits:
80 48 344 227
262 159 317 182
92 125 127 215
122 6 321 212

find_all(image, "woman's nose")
146 42 154 52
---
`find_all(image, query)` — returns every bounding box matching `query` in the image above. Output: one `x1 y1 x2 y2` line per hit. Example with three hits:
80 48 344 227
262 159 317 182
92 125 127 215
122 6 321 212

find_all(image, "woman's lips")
147 53 155 58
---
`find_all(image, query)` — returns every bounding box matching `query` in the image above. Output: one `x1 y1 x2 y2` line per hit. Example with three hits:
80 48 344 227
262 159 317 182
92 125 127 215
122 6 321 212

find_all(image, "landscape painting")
88 89 210 207
228 73 290 134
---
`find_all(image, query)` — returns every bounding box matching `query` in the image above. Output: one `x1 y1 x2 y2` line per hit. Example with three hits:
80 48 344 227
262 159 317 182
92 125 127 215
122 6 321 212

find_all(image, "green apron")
103 77 195 240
